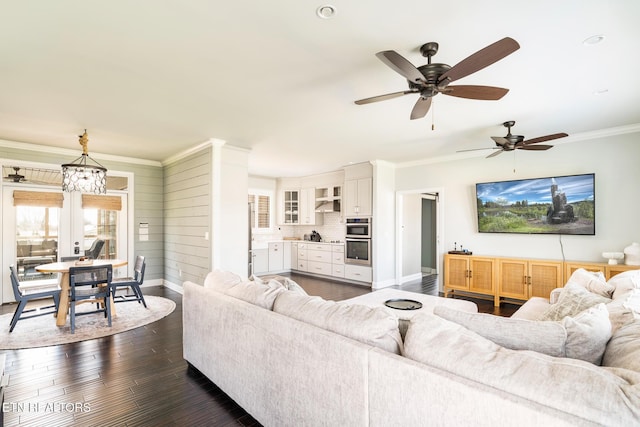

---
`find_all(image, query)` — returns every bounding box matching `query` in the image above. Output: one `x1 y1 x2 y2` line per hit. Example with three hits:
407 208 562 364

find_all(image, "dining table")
35 259 128 327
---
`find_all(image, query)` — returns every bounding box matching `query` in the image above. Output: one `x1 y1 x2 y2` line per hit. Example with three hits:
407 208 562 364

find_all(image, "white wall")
212 143 250 278
394 134 640 269
372 160 396 288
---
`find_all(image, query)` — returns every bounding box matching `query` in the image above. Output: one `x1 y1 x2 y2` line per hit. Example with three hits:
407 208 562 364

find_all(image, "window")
248 192 271 230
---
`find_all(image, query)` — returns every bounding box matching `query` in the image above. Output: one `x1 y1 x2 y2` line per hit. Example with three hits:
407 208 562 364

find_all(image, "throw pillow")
284 277 308 295
538 282 610 321
561 303 612 365
226 281 285 310
249 274 265 285
204 270 242 291
601 320 640 373
273 291 403 354
567 268 614 297
433 306 567 357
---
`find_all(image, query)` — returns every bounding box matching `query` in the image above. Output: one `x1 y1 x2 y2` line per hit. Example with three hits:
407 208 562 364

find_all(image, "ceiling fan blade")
443 85 509 100
487 149 504 158
438 37 520 84
517 144 553 151
410 97 432 120
457 147 501 153
522 133 569 145
375 50 425 84
491 136 510 146
354 90 417 105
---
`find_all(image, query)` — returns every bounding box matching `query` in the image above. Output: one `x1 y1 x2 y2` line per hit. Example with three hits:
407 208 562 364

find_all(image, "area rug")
0 295 176 349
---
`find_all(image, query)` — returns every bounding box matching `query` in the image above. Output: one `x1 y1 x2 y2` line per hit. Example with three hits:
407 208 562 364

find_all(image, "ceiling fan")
354 37 520 120
5 167 26 183
3 166 61 185
459 121 569 158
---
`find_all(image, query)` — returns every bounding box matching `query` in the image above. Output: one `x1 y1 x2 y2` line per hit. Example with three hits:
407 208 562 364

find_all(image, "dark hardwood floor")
0 273 519 426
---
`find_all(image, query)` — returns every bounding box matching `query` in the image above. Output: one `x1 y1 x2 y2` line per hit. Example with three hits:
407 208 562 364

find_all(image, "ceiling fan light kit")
355 37 520 120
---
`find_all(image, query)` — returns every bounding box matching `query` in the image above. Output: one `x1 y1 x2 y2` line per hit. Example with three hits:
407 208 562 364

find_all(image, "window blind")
82 194 122 211
13 190 64 208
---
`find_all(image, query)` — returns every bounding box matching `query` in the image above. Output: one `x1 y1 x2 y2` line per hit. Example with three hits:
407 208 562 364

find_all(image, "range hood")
315 200 340 213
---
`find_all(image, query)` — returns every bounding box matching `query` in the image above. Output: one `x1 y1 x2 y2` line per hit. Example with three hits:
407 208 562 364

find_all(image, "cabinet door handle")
468 270 472 279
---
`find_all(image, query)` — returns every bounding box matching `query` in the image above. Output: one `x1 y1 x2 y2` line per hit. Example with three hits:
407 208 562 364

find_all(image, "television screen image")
475 173 595 235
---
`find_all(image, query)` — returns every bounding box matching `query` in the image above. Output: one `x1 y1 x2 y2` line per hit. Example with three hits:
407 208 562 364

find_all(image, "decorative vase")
624 242 640 266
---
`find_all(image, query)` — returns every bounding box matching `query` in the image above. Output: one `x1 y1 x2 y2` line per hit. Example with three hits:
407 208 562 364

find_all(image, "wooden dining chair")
8 265 61 332
111 255 147 308
68 264 113 333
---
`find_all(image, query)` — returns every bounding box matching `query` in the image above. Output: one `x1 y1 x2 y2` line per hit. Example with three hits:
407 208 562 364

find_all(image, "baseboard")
399 272 423 285
162 280 184 295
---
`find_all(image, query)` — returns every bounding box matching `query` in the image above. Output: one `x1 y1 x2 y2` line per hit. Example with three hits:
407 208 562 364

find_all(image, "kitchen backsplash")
252 212 346 247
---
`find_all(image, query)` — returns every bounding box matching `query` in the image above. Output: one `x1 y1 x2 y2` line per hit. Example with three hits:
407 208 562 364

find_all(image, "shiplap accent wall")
0 143 164 282
163 147 211 287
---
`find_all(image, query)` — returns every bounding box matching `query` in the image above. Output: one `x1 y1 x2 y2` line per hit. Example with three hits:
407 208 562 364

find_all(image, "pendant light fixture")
61 130 107 194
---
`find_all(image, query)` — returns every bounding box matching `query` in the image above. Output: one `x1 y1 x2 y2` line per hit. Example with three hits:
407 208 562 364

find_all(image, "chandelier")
61 130 107 194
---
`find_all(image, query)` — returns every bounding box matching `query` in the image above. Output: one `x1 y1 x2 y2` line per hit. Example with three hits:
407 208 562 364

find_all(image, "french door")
2 186 128 303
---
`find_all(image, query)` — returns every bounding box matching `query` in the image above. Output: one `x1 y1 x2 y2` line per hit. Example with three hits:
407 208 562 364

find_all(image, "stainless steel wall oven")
345 238 371 266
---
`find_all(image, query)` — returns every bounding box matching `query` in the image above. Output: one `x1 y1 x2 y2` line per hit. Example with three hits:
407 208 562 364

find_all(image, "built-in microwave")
345 238 371 266
345 218 371 238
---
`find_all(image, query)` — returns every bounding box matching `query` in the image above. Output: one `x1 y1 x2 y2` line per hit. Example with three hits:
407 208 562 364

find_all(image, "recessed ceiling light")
316 5 336 19
583 34 605 46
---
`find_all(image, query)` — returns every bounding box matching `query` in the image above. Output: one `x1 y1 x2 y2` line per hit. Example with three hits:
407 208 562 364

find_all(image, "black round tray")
384 299 423 310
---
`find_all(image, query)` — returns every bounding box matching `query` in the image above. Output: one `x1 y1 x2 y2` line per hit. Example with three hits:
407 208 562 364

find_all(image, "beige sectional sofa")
182 269 640 426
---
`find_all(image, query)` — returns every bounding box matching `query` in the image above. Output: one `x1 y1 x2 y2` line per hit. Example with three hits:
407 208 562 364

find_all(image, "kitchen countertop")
251 240 344 250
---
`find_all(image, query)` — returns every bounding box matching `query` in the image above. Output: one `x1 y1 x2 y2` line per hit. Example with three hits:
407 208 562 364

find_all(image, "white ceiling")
1 1 639 178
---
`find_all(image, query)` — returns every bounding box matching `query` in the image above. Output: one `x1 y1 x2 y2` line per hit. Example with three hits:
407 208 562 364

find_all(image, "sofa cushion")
251 275 309 295
602 320 640 373
606 270 640 332
434 305 567 356
561 303 612 364
434 304 611 364
404 313 640 425
568 268 613 297
226 281 285 310
204 269 242 291
273 291 403 354
538 282 610 321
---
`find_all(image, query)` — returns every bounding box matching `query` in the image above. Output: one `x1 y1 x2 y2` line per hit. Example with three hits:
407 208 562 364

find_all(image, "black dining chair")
84 239 105 259
8 265 61 332
111 255 147 308
68 264 113 333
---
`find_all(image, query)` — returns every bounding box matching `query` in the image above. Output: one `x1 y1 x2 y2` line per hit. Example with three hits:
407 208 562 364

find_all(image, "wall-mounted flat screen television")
475 173 595 235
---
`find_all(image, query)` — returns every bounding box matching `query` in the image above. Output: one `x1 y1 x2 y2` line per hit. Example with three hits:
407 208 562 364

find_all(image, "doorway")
396 188 443 289
1 164 131 303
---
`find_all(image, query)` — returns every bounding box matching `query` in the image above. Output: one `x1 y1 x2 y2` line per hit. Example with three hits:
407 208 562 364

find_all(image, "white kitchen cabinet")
252 249 268 275
268 242 284 272
344 264 372 283
296 242 308 272
315 185 341 213
300 188 323 225
282 242 292 270
280 190 300 225
332 244 345 278
344 178 372 217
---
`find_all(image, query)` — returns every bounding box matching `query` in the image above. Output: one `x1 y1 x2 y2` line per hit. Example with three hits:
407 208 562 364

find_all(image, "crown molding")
0 138 162 167
162 138 251 166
